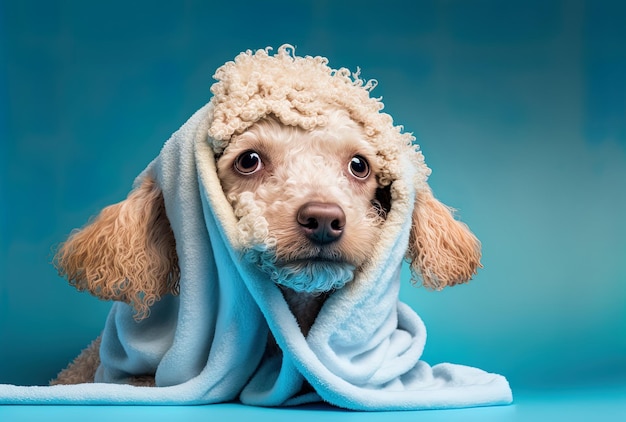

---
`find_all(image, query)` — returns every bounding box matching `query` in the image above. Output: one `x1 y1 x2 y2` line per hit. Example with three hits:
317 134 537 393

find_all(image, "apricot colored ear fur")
407 189 482 289
54 178 179 320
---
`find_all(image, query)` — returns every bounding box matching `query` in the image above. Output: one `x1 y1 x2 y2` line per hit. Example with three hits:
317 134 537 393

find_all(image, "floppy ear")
54 177 179 320
407 188 482 289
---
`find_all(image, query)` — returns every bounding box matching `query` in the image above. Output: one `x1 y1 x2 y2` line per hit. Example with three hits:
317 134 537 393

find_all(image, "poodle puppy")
50 47 482 386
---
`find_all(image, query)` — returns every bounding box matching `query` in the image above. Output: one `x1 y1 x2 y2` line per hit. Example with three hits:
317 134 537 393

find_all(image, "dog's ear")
54 177 179 320
407 188 482 289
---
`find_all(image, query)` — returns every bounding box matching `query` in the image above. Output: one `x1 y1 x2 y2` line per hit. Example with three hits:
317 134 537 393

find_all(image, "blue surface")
1 388 625 422
1 0 625 417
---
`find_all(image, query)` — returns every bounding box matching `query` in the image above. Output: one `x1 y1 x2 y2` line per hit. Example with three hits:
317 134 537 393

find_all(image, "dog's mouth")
286 256 344 265
276 248 352 268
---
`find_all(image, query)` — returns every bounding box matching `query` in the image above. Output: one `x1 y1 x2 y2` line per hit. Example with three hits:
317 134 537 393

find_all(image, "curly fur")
207 44 429 188
408 189 482 289
50 337 101 385
51 336 156 386
54 178 180 320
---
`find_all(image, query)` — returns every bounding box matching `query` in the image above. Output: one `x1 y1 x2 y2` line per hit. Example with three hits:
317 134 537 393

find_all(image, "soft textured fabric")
0 101 512 409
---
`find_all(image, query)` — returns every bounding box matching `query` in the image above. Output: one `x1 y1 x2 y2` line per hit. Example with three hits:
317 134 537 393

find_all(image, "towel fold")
0 46 512 410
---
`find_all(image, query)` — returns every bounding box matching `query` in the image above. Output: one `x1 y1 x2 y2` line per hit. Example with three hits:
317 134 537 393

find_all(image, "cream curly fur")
207 45 429 188
52 45 482 385
54 178 180 320
409 189 482 289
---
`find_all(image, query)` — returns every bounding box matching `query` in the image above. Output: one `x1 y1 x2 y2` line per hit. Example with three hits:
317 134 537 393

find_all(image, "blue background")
1 0 625 413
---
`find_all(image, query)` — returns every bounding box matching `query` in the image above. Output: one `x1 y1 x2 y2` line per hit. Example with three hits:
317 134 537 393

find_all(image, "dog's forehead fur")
207 44 431 188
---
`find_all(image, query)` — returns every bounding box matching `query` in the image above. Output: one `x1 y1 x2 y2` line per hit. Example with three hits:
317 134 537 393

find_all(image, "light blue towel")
0 102 511 409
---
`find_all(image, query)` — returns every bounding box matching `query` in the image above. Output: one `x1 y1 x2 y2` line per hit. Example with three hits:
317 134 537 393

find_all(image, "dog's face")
54 48 482 321
217 110 386 294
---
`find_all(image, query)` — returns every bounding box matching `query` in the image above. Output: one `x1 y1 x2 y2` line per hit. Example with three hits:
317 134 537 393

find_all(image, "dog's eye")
235 150 263 175
348 155 370 179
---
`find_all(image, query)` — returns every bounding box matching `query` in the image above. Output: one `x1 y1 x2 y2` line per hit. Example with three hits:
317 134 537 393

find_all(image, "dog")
49 47 481 387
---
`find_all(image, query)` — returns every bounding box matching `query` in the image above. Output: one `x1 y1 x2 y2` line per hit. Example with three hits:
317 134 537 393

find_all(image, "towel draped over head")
0 45 512 410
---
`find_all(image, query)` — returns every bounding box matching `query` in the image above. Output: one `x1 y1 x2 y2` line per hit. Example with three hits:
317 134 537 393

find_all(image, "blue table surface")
1 386 625 422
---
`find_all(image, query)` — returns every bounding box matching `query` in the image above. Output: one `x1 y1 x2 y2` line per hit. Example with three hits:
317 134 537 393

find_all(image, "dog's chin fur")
243 246 356 293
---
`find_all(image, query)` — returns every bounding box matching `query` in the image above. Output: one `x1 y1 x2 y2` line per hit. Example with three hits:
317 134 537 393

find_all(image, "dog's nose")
297 202 346 244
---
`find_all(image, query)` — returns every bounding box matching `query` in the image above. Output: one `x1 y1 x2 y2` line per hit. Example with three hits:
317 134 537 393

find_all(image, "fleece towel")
0 46 512 410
